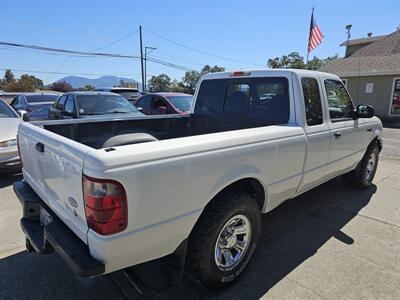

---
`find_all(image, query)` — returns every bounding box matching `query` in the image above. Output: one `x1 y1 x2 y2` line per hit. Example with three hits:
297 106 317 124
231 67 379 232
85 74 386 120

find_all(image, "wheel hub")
214 214 251 271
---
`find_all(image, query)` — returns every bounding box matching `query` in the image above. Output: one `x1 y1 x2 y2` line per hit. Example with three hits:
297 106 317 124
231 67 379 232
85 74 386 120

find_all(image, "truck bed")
33 114 192 149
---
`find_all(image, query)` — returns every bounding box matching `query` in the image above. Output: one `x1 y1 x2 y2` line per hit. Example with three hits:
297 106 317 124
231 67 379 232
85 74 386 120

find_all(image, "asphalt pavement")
0 128 399 299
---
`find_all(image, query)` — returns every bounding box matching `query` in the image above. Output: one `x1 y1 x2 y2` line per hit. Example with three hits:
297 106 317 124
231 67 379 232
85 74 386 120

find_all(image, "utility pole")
139 25 145 93
144 46 156 92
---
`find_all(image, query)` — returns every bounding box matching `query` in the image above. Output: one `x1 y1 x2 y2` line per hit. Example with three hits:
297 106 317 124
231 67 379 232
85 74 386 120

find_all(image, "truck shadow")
0 172 22 189
0 177 376 299
164 177 377 299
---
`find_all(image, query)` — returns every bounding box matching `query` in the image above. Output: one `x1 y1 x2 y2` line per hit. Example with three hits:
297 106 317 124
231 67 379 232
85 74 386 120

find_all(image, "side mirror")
61 111 73 118
157 106 167 114
19 110 30 122
356 104 375 118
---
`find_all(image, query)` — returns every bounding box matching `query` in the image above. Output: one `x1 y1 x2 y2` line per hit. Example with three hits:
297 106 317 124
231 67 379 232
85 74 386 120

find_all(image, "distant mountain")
54 76 139 89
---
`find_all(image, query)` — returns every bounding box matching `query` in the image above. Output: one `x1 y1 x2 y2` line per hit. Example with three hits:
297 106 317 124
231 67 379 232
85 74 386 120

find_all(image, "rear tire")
349 141 380 189
186 189 261 290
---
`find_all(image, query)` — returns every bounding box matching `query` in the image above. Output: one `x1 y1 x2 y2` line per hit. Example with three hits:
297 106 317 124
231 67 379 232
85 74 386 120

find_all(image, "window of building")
390 78 400 115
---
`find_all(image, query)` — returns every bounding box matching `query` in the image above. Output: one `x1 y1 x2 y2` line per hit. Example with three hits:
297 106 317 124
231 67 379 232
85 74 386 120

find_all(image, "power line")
92 29 139 51
146 57 196 72
0 41 140 59
143 27 265 67
41 29 140 82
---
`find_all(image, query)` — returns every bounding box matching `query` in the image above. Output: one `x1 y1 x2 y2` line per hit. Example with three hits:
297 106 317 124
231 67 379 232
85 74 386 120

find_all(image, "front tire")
186 189 261 290
350 141 380 189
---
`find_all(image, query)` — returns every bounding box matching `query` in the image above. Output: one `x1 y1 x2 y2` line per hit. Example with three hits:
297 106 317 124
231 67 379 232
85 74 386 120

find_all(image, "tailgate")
18 122 92 243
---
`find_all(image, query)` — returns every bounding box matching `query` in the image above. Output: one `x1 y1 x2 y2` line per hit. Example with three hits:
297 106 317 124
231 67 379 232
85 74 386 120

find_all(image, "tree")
200 65 225 75
306 54 339 70
180 65 226 94
84 84 95 91
0 70 44 92
49 80 74 92
180 70 201 94
267 52 339 70
147 74 172 92
267 52 305 69
170 79 185 93
4 69 15 83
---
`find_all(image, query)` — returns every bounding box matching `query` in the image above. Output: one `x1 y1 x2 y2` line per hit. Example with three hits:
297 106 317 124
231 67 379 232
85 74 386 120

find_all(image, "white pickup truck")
14 69 382 289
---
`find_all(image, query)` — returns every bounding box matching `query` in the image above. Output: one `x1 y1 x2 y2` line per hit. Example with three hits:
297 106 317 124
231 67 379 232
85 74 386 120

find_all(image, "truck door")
323 79 366 175
297 76 330 192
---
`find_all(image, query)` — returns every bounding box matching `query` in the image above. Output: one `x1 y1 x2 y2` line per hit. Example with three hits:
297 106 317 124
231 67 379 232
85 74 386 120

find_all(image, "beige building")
321 30 400 119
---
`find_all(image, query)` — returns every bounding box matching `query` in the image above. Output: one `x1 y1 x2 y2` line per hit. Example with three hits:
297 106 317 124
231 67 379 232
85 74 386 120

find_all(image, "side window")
249 77 289 124
324 79 354 121
64 96 74 114
151 97 167 109
301 77 323 126
195 79 225 113
57 96 67 109
223 83 250 113
18 96 25 105
137 96 151 109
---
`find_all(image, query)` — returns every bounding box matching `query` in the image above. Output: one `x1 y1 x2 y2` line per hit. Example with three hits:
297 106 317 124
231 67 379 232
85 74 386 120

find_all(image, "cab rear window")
195 77 290 124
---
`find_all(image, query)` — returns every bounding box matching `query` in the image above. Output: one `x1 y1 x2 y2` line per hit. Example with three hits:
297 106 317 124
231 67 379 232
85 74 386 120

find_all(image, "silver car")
0 99 21 171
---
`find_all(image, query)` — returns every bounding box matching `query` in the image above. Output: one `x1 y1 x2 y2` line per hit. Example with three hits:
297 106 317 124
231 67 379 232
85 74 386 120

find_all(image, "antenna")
345 24 352 44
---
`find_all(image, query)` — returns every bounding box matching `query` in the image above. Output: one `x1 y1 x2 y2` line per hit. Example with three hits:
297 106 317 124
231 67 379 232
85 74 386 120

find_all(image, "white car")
0 99 21 171
14 70 382 289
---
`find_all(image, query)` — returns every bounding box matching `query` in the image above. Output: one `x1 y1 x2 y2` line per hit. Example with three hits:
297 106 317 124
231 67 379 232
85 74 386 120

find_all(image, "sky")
0 0 399 85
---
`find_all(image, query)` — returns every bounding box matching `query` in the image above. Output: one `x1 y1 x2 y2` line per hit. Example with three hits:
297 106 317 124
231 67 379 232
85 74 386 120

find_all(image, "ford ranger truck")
14 70 382 289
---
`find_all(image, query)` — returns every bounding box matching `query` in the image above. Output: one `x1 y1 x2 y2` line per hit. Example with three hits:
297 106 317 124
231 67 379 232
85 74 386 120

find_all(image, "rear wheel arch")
209 178 267 212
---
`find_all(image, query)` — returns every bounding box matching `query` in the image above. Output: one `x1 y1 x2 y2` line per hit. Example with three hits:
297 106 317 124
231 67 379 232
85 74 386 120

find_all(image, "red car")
134 92 193 115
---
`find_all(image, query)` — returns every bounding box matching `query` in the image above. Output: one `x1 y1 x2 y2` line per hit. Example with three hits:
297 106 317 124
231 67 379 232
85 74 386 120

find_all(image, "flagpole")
306 7 314 66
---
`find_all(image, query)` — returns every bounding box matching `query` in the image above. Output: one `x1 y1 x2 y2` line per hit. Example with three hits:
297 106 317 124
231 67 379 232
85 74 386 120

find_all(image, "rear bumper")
13 180 105 277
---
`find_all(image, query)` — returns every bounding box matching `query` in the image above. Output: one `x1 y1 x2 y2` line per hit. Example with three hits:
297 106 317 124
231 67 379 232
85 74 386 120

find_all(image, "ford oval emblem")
67 197 78 208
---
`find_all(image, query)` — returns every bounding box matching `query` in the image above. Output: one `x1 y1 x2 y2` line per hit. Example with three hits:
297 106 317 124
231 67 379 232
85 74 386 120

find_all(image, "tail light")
230 71 251 77
25 107 33 113
83 175 127 235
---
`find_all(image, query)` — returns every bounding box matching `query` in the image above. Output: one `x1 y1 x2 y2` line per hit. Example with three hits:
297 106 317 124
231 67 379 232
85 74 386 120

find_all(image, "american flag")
307 9 323 53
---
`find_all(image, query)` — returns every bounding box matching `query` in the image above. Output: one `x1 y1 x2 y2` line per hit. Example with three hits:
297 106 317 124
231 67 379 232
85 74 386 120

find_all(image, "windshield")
166 96 193 112
0 100 18 118
26 94 59 103
113 90 142 100
76 94 141 115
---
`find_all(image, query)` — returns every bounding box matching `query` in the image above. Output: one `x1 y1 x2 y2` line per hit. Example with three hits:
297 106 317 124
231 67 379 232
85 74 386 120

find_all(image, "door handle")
333 132 342 138
35 142 45 153
367 128 372 132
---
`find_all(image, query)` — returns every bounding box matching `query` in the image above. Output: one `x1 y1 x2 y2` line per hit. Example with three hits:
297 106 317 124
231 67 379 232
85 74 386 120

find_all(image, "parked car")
135 92 193 115
15 70 382 290
93 87 142 103
48 91 144 120
0 99 22 172
10 93 59 121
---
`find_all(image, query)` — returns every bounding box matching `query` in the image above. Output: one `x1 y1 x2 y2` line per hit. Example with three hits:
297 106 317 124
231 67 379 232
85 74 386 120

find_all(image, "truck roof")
201 69 340 80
